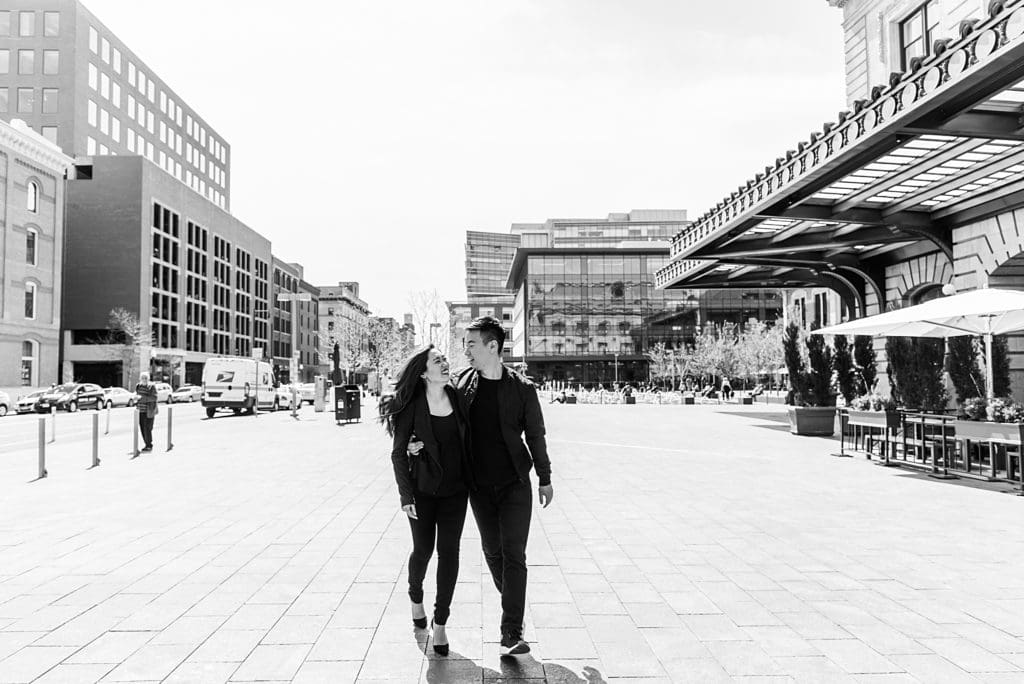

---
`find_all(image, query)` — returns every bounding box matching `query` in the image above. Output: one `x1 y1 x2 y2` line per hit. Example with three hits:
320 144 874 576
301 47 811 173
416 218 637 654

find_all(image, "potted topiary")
847 392 900 430
784 322 836 436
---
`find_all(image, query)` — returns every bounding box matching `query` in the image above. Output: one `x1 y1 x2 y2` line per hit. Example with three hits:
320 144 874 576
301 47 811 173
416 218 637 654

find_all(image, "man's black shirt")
471 376 519 486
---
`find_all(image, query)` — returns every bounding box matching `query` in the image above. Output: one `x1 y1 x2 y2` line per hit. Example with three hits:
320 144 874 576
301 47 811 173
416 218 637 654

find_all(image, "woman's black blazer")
389 385 471 506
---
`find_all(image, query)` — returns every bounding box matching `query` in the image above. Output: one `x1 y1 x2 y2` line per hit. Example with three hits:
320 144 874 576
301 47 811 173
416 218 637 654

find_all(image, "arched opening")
904 283 946 306
26 180 39 213
21 340 37 387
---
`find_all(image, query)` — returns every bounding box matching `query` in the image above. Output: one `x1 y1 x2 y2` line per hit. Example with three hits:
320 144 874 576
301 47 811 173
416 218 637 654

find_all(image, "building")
446 300 515 362
0 0 231 210
466 230 520 303
0 118 73 396
657 0 1024 395
317 282 371 384
269 260 321 384
62 156 271 388
504 211 781 386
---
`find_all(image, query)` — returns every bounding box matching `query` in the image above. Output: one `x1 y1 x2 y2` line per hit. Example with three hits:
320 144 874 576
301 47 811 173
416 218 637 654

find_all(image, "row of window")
0 49 60 75
0 87 58 116
0 10 59 38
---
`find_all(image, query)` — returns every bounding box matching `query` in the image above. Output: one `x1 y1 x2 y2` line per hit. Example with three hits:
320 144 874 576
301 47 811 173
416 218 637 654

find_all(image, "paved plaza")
2 400 1024 683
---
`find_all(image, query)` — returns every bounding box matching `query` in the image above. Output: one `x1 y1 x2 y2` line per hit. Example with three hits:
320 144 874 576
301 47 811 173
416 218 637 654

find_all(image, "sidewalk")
1 402 1024 682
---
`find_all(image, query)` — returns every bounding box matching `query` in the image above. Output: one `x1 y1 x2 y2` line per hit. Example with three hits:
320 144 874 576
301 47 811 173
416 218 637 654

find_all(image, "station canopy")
657 1 1024 316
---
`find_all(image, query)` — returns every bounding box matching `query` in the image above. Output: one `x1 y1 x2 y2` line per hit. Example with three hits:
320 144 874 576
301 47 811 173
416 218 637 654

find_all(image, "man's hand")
402 504 418 519
538 484 553 508
408 440 424 456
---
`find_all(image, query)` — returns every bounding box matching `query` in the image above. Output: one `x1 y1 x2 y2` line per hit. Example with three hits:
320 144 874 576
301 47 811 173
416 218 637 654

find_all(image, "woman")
380 345 472 656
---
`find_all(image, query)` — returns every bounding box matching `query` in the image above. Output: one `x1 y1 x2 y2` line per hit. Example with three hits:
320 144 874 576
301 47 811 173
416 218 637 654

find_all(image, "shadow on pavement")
423 651 608 684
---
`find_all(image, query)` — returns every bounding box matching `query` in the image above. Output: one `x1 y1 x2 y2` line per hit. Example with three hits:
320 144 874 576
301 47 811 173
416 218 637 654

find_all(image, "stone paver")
1 400 1024 681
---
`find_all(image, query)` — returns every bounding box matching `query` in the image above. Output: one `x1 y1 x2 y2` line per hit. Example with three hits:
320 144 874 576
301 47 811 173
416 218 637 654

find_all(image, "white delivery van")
201 357 275 418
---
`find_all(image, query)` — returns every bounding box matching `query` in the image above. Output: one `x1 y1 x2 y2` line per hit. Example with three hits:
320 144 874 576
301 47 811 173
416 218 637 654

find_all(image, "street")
1 401 1024 682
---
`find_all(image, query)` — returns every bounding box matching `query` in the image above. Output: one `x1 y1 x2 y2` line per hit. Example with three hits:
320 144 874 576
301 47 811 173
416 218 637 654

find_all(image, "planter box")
565 396 577 405
625 396 636 405
787 406 836 436
740 396 753 405
954 419 1024 444
847 409 900 430
682 396 695 405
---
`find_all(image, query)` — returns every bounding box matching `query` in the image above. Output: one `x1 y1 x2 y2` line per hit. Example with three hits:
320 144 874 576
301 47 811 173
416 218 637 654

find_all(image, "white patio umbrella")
813 287 1024 401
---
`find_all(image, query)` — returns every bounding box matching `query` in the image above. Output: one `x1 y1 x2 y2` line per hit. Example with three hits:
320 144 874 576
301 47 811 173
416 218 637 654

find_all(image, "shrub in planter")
955 396 1024 444
853 335 877 394
847 392 900 429
833 335 857 407
783 322 836 435
885 336 947 413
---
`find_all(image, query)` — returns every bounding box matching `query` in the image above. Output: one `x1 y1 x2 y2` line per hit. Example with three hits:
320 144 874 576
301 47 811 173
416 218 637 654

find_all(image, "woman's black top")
424 412 466 497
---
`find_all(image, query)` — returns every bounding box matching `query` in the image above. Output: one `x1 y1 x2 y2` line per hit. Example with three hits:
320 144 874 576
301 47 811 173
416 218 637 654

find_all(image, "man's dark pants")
469 480 532 637
138 412 155 448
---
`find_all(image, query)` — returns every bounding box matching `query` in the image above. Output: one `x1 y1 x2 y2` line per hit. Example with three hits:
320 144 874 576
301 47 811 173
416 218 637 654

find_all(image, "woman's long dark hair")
379 344 434 436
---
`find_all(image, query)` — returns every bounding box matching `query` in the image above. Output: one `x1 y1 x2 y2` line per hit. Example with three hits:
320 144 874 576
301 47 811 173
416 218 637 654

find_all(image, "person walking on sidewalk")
135 371 159 452
381 345 473 657
456 316 553 657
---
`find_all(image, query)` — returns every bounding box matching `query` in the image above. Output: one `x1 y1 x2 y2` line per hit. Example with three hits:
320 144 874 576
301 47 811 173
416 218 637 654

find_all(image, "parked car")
296 381 333 406
274 384 301 411
153 382 173 403
16 389 47 414
0 390 10 417
35 383 105 412
169 384 203 403
102 387 137 408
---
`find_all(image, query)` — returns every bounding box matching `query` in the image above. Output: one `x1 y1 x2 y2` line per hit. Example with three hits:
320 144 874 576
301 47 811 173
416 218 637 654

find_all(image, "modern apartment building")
0 0 231 210
62 156 270 387
270 259 321 383
0 118 73 396
466 230 520 304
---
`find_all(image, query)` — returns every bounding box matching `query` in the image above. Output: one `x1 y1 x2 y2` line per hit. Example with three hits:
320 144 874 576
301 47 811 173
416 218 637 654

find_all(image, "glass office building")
509 248 781 387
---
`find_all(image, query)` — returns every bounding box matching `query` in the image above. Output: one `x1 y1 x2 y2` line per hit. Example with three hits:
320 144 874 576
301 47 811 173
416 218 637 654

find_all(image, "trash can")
335 384 361 423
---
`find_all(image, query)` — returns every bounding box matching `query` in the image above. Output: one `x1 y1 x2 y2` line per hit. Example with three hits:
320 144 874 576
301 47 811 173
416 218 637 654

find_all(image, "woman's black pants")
407 490 468 625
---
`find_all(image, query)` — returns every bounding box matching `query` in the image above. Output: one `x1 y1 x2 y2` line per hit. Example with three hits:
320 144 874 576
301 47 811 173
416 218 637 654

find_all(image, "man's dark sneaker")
499 633 530 656
141 446 153 452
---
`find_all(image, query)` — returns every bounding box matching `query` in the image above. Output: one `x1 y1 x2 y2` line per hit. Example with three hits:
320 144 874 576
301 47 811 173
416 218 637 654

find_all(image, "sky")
82 0 848 319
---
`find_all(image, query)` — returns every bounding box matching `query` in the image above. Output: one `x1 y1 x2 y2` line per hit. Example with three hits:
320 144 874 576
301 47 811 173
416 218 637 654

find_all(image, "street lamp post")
277 292 312 418
613 351 620 387
429 322 441 346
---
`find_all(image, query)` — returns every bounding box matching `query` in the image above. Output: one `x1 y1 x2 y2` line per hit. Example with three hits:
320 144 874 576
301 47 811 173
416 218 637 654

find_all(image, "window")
41 126 56 143
26 229 37 265
111 82 120 107
18 50 34 75
43 11 58 36
0 50 8 74
111 116 120 142
0 88 8 113
26 181 39 213
100 108 109 135
126 127 135 152
43 50 58 75
147 81 154 102
87 136 96 155
89 26 98 53
100 72 109 99
87 99 97 126
17 88 33 113
42 88 57 114
88 63 97 89
21 341 36 386
0 11 9 36
100 37 110 63
127 94 135 119
899 1 938 70
19 11 34 37
24 282 37 319
112 48 121 73
128 61 135 83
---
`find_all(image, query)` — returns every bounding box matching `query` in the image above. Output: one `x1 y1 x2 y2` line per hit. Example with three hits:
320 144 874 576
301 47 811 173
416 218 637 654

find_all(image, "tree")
853 335 877 393
804 332 835 407
736 320 783 388
645 342 672 387
104 307 154 386
993 335 1012 397
407 289 453 357
886 337 947 412
367 318 406 387
946 336 983 403
832 335 857 405
783 321 808 404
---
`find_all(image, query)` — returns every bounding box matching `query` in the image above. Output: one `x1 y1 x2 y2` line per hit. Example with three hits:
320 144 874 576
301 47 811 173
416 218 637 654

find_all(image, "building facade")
62 156 271 388
447 300 515 363
0 0 231 209
270 259 321 384
0 118 73 396
658 0 1024 396
317 282 371 384
466 230 520 303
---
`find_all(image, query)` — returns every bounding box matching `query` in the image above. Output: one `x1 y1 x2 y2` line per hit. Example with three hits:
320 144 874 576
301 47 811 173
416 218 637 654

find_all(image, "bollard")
132 409 140 458
38 418 47 478
50 406 56 443
291 386 299 419
166 406 174 452
105 403 111 435
92 413 101 467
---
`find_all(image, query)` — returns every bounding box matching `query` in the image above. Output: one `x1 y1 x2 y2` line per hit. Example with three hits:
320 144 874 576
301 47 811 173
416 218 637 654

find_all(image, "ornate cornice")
0 119 74 175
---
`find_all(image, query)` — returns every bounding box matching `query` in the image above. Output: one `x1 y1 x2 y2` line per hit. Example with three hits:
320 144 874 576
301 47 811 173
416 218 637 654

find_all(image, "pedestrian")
721 377 733 401
135 371 158 452
451 316 555 657
380 345 472 657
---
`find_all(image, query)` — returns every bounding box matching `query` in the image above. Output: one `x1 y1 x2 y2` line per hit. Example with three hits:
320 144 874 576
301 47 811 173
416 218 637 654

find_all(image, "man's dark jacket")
454 365 551 487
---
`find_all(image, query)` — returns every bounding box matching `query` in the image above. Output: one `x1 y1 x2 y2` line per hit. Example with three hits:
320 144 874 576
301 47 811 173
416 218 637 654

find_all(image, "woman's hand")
402 504 418 520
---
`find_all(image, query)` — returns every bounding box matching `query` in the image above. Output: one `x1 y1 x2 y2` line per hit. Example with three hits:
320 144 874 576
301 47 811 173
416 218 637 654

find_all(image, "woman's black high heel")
412 602 427 629
431 619 449 656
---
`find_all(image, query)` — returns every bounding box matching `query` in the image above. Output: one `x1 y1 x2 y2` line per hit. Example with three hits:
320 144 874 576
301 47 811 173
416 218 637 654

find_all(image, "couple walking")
381 316 553 658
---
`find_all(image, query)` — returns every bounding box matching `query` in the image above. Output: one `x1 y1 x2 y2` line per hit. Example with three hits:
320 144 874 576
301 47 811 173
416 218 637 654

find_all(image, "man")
459 316 553 656
135 371 159 452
